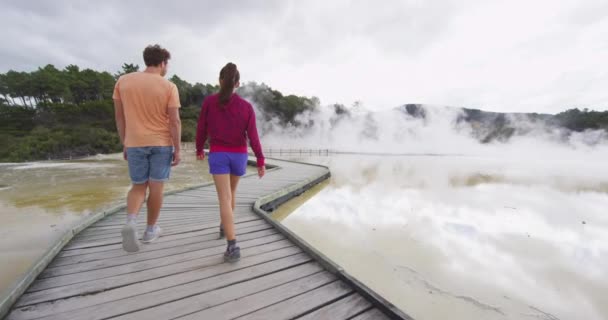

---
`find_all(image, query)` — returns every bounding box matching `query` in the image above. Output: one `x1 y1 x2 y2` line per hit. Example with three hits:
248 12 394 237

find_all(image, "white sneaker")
142 226 162 243
122 222 140 252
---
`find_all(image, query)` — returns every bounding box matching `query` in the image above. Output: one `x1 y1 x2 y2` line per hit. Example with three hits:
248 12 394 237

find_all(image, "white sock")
127 214 137 223
146 225 156 233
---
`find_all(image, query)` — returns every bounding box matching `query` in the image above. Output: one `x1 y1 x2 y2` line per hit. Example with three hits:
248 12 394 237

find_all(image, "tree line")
0 64 322 162
1 64 607 162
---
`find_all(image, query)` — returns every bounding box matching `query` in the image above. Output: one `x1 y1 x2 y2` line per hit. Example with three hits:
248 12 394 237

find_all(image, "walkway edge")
253 158 414 320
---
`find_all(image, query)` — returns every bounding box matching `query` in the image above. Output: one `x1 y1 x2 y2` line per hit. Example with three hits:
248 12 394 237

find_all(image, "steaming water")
274 153 608 320
249 101 608 320
0 152 215 301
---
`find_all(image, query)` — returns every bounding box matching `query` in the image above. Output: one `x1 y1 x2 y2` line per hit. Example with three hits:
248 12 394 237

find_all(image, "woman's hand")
196 153 205 161
258 166 265 178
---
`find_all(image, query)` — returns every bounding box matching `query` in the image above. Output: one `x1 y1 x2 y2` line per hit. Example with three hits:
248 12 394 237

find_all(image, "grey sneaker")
122 222 140 252
219 224 225 239
142 226 162 243
224 245 241 263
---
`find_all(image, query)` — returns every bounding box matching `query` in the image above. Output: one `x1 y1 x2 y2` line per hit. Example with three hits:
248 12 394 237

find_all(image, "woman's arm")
246 104 265 168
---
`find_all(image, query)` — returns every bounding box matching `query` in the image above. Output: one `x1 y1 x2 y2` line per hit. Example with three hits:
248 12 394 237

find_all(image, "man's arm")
168 107 182 166
114 99 126 145
112 78 126 145
113 99 127 160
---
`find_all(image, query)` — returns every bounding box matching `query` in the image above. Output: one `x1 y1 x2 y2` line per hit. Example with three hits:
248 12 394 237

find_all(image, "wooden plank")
90 207 253 227
105 205 255 215
65 223 234 249
12 244 300 317
92 215 223 226
110 263 325 320
58 224 228 258
162 197 258 203
70 219 263 241
63 215 261 250
176 273 338 320
21 254 314 320
29 234 285 292
235 281 353 320
58 215 260 256
41 229 280 279
49 222 273 268
18 240 296 308
90 211 237 227
139 205 229 210
73 216 265 241
58 226 222 258
90 209 253 226
80 217 215 233
77 215 227 235
295 293 371 320
129 204 255 209
167 193 220 198
75 218 224 240
350 308 391 320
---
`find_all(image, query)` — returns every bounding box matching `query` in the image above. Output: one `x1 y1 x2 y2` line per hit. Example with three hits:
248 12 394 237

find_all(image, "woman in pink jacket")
196 63 265 262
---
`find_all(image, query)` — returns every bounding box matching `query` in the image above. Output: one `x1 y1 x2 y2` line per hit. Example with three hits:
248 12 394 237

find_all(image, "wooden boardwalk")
5 159 410 320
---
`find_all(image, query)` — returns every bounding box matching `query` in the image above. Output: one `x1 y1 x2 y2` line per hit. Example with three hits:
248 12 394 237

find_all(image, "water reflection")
280 154 608 320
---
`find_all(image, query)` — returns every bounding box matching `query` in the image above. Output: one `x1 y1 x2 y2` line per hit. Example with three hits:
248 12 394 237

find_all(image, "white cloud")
1 0 607 113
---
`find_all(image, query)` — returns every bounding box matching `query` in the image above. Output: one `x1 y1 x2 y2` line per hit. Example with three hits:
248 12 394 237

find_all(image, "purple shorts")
208 152 248 176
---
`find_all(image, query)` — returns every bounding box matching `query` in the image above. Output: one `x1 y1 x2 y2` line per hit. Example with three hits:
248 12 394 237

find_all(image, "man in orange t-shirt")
113 44 181 252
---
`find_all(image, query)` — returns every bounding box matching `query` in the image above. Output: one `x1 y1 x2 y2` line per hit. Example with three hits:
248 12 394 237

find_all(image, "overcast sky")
2 0 608 113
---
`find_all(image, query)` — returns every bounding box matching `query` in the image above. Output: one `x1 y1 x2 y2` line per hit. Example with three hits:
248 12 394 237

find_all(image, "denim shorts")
126 146 173 184
208 152 248 176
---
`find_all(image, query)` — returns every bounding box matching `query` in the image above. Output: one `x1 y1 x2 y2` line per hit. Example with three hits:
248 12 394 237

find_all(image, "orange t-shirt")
112 72 181 147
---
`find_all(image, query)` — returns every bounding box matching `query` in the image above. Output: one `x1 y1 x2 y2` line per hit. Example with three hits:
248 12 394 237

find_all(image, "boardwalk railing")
264 149 331 157
179 143 332 157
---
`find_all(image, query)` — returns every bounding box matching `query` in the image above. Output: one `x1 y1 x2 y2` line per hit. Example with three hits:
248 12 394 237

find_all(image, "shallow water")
0 152 215 300
277 154 608 320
